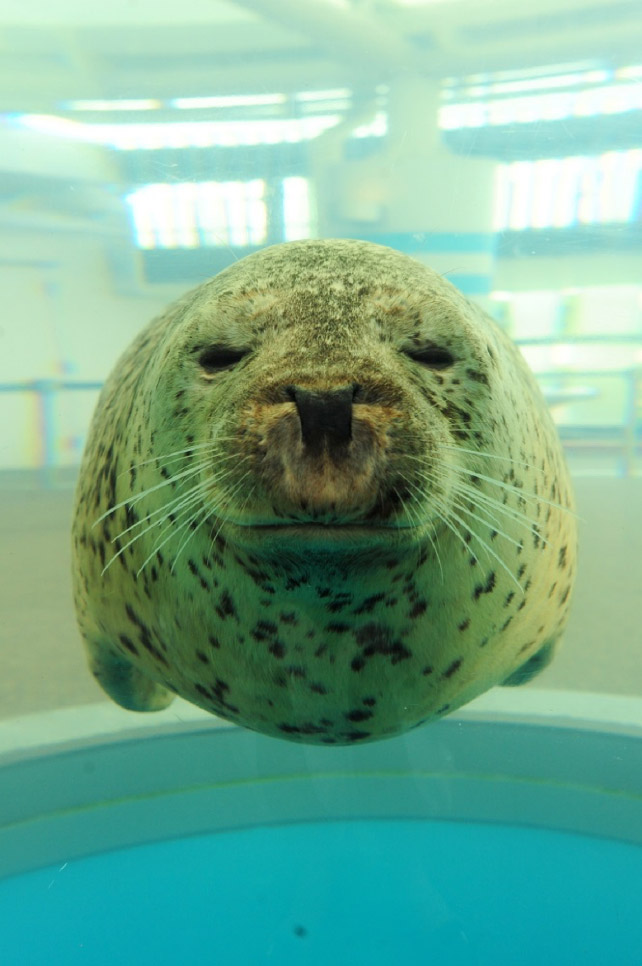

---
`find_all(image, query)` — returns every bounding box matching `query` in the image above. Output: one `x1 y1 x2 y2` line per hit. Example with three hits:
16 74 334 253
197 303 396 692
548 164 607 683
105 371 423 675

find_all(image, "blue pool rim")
0 691 641 882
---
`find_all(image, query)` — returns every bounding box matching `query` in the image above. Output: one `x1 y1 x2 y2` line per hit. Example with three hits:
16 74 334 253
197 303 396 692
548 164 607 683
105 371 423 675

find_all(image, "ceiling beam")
230 0 426 79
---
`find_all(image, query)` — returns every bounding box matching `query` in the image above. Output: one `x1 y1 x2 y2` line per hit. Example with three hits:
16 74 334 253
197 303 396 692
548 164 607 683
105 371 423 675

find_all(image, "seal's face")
73 240 576 744
156 243 496 560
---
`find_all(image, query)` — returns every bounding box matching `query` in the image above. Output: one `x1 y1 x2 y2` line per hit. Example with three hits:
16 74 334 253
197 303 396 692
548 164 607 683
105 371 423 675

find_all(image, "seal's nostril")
290 385 354 454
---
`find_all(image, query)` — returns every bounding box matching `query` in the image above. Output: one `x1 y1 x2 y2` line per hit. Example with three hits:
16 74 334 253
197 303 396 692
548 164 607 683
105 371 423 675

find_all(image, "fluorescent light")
494 150 642 231
63 99 161 112
13 113 341 150
171 93 287 109
126 180 268 250
296 89 351 102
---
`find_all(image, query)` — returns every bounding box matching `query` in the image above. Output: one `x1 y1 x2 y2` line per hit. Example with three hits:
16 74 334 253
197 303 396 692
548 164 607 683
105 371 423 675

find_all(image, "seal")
72 238 576 745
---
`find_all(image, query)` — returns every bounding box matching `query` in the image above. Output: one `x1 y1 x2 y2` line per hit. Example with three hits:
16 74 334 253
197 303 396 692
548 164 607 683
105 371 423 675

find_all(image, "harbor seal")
71 238 576 744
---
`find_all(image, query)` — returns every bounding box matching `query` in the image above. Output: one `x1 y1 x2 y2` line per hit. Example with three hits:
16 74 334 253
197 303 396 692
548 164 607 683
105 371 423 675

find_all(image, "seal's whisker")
121 458 248 548
440 443 541 472
454 494 541 545
206 471 255 549
120 441 218 475
402 438 552 483
101 483 214 575
455 484 549 546
103 461 249 569
99 453 252 533
407 448 567 518
106 462 255 579
145 438 246 471
412 464 522 591
93 459 212 525
402 450 547 513
109 478 217 545
427 497 475 565
445 501 523 592
448 466 576 516
394 475 444 583
392 478 424 532
446 493 528 550
448 478 550 544
205 477 257 564
111 475 217 540
169 469 254 573
170 503 216 574
134 488 220 578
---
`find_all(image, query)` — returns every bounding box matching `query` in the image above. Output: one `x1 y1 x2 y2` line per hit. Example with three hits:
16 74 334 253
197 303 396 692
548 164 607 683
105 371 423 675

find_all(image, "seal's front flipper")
501 640 556 687
84 637 174 711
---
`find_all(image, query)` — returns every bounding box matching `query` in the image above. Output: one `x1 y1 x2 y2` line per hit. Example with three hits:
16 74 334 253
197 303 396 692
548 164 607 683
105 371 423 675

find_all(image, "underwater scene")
1 1 641 963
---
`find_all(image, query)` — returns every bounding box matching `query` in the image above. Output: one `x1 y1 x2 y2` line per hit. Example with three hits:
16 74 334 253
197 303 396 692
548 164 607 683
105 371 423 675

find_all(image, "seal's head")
72 240 576 744
149 240 504 553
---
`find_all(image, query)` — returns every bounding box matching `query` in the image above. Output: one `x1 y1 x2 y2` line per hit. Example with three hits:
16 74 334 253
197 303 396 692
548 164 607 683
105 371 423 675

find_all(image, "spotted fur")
71 239 577 745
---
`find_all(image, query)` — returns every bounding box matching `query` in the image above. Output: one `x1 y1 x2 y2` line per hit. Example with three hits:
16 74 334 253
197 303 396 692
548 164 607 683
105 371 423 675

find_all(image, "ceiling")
1 0 640 257
1 0 640 113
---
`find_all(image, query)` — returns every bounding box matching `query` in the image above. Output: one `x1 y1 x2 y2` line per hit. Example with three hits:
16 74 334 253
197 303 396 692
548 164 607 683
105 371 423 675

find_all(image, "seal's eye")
198 345 248 374
405 345 455 369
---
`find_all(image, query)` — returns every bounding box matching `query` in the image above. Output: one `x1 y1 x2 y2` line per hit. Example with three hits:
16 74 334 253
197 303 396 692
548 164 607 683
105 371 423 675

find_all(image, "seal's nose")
287 384 357 455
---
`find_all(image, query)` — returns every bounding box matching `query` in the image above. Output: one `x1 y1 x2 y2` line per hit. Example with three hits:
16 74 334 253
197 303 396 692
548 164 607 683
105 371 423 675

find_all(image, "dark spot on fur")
473 571 496 600
443 658 463 679
215 590 237 621
408 600 428 619
354 593 385 615
354 623 412 665
251 620 278 641
286 665 306 678
278 722 328 736
119 634 138 655
345 709 373 722
465 367 489 385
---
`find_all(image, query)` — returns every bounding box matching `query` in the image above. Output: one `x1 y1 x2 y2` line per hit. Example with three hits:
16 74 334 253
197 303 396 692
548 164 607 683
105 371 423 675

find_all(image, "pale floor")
1 472 641 721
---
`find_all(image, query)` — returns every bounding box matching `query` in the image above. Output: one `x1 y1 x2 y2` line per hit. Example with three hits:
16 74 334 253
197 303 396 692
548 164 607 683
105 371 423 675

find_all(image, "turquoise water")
1 819 641 965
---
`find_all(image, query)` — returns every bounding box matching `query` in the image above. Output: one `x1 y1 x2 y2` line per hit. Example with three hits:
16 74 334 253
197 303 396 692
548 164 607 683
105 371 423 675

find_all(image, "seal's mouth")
231 520 417 531
217 518 429 553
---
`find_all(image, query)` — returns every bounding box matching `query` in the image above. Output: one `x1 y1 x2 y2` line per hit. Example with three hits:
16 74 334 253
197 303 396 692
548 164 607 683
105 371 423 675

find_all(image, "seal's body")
72 239 576 744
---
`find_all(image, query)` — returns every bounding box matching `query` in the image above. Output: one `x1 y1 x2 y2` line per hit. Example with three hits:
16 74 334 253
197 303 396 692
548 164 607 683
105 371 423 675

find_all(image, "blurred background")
1 0 640 719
